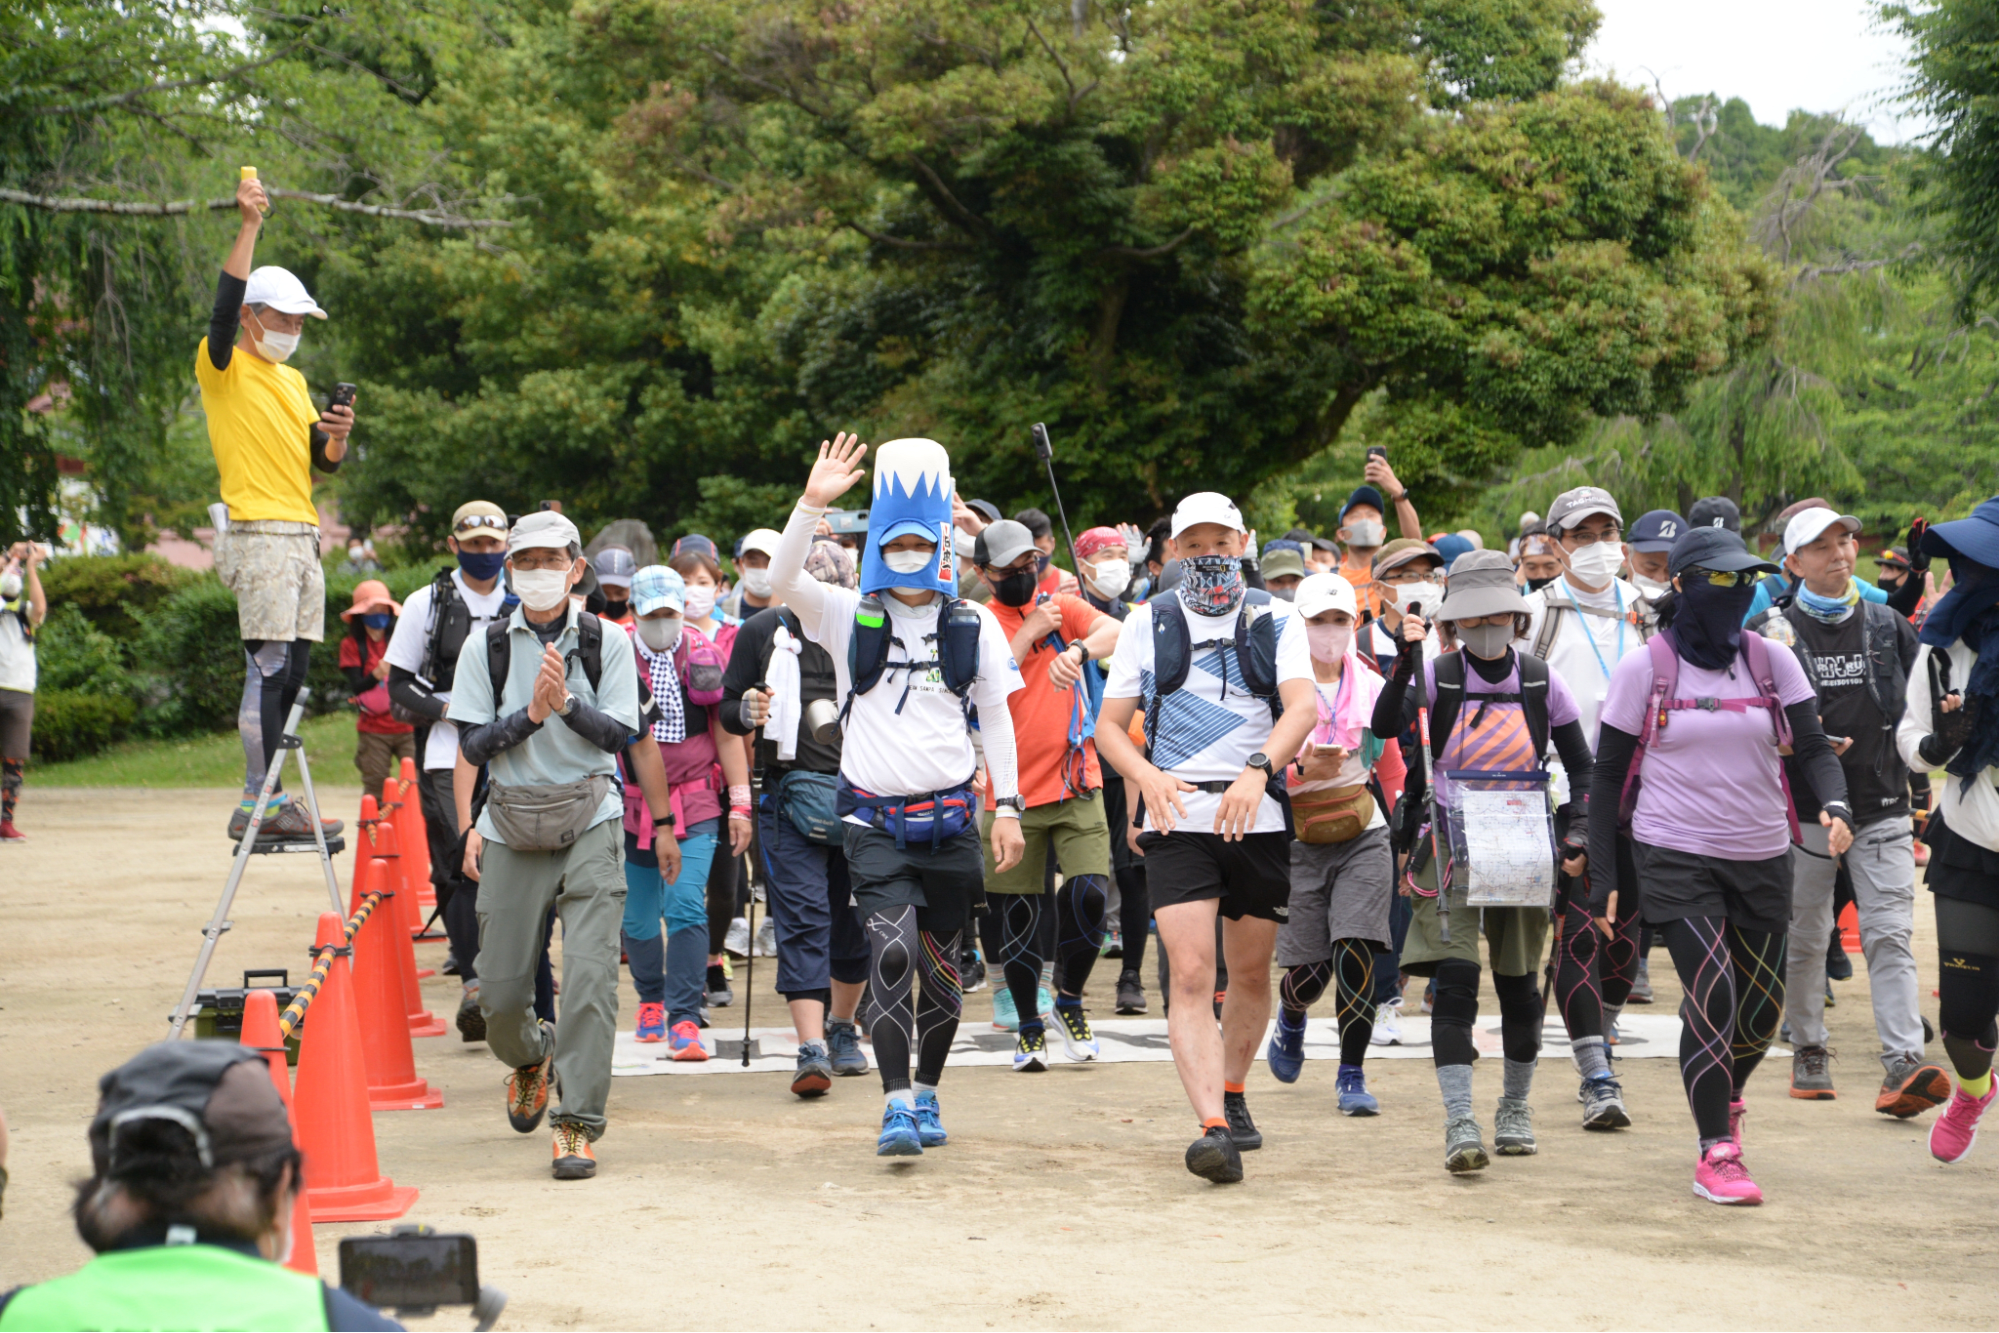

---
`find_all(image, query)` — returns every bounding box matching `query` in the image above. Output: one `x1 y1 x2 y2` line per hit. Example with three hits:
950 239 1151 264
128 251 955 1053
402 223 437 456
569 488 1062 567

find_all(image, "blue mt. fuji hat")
859 437 958 597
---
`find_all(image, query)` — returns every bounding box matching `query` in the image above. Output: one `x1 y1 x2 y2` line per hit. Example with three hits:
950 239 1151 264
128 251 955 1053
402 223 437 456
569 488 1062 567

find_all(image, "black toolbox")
191 969 304 1065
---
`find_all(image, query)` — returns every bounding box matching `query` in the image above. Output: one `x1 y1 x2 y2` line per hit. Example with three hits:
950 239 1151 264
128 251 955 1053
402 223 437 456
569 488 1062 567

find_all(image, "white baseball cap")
1293 572 1359 620
1170 492 1246 539
242 266 327 319
739 528 782 560
509 510 581 554
1782 506 1861 556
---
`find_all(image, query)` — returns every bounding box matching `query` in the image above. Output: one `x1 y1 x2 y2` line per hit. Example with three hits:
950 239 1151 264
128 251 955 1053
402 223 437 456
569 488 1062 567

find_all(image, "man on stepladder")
1095 493 1318 1183
769 433 1026 1157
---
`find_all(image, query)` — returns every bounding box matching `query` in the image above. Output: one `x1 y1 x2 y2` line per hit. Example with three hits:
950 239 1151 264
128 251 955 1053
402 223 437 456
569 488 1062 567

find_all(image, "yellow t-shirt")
195 337 322 524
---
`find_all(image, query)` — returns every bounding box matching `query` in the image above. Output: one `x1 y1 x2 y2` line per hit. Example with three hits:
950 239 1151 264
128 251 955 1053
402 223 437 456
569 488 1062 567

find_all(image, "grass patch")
31 713 361 788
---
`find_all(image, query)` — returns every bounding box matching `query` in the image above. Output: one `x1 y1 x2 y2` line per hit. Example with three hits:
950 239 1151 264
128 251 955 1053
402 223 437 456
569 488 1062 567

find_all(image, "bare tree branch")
0 186 515 229
1024 16 1079 104
29 42 307 116
1794 243 1923 284
1098 225 1195 259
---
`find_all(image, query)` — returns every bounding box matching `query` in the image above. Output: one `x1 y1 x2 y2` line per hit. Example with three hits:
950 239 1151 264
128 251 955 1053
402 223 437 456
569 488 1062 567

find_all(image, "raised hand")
803 431 868 509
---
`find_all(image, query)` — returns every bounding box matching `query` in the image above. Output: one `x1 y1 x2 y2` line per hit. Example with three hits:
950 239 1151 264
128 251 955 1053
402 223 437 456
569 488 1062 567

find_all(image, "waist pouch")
486 775 610 852
1293 782 1373 845
837 778 977 851
777 770 843 846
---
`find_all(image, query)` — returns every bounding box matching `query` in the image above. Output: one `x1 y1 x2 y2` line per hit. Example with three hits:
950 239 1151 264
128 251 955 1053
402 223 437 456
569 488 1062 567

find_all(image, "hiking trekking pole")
741 884 755 1066
1404 603 1449 946
1030 423 1085 585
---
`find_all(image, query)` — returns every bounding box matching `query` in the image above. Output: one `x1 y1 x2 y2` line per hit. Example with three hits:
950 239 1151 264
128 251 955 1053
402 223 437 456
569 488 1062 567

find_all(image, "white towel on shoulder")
767 621 804 761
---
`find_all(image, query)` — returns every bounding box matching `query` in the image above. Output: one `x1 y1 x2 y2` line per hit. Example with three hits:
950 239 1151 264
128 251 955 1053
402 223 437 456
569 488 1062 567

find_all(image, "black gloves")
1907 518 1932 573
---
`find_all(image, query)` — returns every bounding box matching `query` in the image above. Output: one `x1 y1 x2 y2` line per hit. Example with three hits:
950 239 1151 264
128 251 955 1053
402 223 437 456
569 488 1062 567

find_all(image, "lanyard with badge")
1557 577 1624 681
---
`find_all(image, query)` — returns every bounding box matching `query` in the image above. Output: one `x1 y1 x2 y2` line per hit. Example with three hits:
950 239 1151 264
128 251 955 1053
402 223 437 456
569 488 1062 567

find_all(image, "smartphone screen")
339 1234 478 1308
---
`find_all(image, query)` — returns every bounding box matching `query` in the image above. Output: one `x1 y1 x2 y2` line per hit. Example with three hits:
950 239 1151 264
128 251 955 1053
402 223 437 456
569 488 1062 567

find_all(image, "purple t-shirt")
1422 657 1582 807
1599 638 1816 860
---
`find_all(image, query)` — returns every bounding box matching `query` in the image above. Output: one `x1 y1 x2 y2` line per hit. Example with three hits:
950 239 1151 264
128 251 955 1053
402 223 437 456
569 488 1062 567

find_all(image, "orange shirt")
984 594 1110 809
1340 554 1384 619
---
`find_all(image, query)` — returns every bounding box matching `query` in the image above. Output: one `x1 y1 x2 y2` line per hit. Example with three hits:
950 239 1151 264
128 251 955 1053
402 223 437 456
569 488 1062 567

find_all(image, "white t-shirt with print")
1102 596 1313 836
383 569 511 770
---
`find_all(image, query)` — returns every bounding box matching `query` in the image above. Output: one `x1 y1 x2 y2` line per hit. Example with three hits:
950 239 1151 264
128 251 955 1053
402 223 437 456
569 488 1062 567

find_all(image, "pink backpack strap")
1739 630 1802 843
1617 634 1681 829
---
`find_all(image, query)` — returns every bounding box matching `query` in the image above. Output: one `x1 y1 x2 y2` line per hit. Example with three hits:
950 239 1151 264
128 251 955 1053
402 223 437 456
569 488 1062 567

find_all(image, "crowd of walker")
15 170 1999 1333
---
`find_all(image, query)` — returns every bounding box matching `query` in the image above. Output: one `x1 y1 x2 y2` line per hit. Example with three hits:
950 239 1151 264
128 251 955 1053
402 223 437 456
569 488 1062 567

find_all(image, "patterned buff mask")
1181 554 1245 617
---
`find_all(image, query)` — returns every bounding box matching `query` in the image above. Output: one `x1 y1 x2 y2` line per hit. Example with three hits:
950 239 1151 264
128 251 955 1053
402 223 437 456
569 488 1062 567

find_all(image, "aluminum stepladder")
168 688 348 1036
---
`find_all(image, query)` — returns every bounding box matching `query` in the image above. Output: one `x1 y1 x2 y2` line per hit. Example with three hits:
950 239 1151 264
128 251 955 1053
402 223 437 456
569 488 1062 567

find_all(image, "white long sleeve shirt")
1899 640 1999 851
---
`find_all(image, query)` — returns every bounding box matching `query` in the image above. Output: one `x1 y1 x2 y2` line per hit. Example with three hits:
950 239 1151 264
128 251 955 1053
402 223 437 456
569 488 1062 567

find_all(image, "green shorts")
980 792 1112 893
1398 853 1549 978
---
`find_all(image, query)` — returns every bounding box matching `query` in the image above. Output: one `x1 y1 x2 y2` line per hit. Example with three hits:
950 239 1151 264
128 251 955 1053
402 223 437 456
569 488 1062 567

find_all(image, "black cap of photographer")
0 1042 400 1331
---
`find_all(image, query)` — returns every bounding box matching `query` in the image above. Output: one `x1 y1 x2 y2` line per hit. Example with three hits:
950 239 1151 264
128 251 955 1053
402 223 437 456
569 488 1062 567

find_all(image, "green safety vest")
0 1244 328 1331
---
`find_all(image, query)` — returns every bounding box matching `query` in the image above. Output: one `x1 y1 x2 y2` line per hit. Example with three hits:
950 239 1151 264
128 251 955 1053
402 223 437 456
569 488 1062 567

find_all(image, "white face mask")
741 568 773 598
637 615 682 653
883 548 935 575
1089 559 1130 598
1566 539 1624 587
1390 581 1443 616
1343 519 1386 549
511 566 573 612
682 584 716 620
1632 573 1671 599
250 320 300 363
0 571 20 600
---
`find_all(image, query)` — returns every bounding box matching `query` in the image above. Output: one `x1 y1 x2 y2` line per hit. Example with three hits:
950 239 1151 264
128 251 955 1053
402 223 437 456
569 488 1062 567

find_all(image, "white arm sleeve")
772 503 833 640
978 687 1020 803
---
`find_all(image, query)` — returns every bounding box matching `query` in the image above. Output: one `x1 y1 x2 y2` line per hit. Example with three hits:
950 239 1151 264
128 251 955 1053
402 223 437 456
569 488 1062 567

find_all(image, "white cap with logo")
1170 492 1247 539
242 266 327 319
1782 506 1862 557
1293 572 1359 620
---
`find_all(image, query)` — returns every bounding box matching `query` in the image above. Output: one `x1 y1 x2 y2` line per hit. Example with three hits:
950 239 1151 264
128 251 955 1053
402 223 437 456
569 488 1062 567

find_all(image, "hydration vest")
840 594 982 723
1140 588 1281 755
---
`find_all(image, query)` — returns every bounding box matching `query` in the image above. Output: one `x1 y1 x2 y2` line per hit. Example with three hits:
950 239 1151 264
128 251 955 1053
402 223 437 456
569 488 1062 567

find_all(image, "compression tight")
1115 864 1150 973
1554 877 1639 1043
994 876 1109 1034
1 758 19 823
1936 897 1999 1083
239 639 310 797
865 906 963 1094
1660 917 1787 1145
1279 939 1376 1066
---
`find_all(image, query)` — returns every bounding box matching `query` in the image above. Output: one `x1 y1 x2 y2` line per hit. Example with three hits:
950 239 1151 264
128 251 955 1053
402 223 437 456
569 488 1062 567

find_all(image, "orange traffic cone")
367 818 448 1037
293 912 418 1224
396 757 439 916
1839 901 1861 952
349 857 444 1111
240 989 318 1277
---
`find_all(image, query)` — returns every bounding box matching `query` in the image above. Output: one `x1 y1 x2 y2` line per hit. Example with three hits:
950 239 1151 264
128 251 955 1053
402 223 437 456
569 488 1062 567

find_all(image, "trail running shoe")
456 984 486 1044
669 1019 708 1062
1370 996 1402 1046
877 1102 923 1157
1930 1080 1997 1163
1115 969 1147 1015
1444 1116 1488 1173
1336 1064 1379 1116
1876 1057 1952 1119
1627 958 1654 1004
826 1017 869 1076
1693 1141 1762 1205
961 948 987 993
706 963 734 1008
1790 1045 1836 1100
1052 1004 1100 1062
1102 928 1123 958
1729 1098 1747 1146
992 987 1020 1032
633 1002 666 1043
1494 1097 1536 1155
1013 1028 1049 1072
914 1089 948 1147
551 1122 596 1180
791 1042 832 1097
505 1021 556 1133
230 798 344 842
1580 1076 1631 1130
1185 1125 1243 1183
1266 1009 1307 1084
1223 1091 1262 1150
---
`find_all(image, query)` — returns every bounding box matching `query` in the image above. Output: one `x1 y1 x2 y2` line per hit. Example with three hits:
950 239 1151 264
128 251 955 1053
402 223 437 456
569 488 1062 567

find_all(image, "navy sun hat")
1628 509 1689 554
1920 497 1999 569
1667 525 1782 579
1340 485 1385 522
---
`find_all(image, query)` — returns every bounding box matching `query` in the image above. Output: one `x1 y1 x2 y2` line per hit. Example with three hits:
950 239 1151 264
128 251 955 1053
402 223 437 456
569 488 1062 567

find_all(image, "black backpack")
485 613 605 710
388 567 518 724
839 593 982 723
1426 650 1552 764
1141 588 1281 755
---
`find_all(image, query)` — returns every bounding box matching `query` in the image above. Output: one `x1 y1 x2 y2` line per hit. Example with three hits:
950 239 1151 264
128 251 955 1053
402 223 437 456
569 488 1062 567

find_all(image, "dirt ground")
3 786 1995 1330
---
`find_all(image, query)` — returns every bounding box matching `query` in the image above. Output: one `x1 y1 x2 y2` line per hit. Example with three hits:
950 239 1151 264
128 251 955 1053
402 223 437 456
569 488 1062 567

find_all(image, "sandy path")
1 787 1992 1329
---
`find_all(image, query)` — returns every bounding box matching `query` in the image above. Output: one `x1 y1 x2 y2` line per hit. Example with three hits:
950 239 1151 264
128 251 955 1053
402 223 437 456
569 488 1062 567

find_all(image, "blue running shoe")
1266 1009 1307 1084
991 987 1020 1032
913 1089 948 1147
826 1017 869 1077
877 1102 923 1157
1336 1064 1379 1116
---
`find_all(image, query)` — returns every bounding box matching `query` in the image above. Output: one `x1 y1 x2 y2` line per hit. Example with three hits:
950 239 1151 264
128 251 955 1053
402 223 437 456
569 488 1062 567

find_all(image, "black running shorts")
1135 829 1292 923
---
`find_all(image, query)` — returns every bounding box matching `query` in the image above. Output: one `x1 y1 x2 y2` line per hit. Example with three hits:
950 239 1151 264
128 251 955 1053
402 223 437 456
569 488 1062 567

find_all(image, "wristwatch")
556 692 576 718
1067 642 1090 664
1246 752 1274 779
994 795 1025 818
651 809 675 829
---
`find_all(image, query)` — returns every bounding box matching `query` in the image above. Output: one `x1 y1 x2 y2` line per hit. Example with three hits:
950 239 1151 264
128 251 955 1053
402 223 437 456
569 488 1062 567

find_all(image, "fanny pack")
837 778 977 851
1292 782 1374 845
485 775 611 852
777 770 843 846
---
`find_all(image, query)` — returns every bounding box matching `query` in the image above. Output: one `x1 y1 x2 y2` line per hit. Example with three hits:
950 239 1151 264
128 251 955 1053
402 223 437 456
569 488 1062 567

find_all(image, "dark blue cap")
1687 496 1740 534
1922 496 1999 569
1431 533 1475 569
1628 509 1689 553
1667 525 1781 578
1341 485 1385 522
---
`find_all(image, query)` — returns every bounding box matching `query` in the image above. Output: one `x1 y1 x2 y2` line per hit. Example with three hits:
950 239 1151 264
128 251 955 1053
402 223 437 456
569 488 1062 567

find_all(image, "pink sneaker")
669 1019 709 1062
1728 1098 1746 1145
633 1002 666 1043
1929 1081 1997 1164
1693 1141 1763 1206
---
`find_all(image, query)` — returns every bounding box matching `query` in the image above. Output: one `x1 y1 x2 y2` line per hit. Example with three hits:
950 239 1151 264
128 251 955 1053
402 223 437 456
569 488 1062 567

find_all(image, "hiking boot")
1494 1097 1536 1155
877 1102 923 1157
1580 1076 1631 1130
1627 958 1654 1004
913 1089 948 1147
1876 1057 1952 1119
1444 1116 1488 1173
551 1122 596 1180
1266 1009 1307 1084
456 984 486 1044
1336 1064 1379 1116
1185 1125 1243 1183
230 798 343 842
1223 1090 1262 1150
1115 968 1147 1015
1051 1003 1099 1062
1693 1141 1762 1205
791 1042 832 1097
1790 1045 1836 1100
1930 1079 1997 1163
505 1021 556 1133
826 1017 869 1076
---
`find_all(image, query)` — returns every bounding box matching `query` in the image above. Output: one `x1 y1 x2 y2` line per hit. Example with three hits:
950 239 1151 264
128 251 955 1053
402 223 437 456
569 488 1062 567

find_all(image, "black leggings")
1660 917 1786 1143
1115 863 1149 973
865 906 963 1094
1553 875 1639 1042
243 639 311 792
992 876 1110 1032
1429 960 1541 1069
1936 896 1999 1083
1279 938 1375 1066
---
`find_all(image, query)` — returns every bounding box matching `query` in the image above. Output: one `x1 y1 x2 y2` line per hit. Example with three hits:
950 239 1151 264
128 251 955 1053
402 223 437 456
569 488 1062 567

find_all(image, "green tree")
1885 0 1999 316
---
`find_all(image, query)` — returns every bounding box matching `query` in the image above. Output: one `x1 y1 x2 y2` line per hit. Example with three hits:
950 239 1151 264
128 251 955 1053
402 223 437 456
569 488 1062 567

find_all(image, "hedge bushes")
27 553 453 762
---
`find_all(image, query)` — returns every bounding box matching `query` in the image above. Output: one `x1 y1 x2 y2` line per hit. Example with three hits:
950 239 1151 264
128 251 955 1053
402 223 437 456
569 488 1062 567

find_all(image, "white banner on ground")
612 1013 1726 1077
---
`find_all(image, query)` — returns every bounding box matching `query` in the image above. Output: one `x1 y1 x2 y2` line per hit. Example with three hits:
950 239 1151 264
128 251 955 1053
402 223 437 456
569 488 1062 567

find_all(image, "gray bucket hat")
1435 549 1531 622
